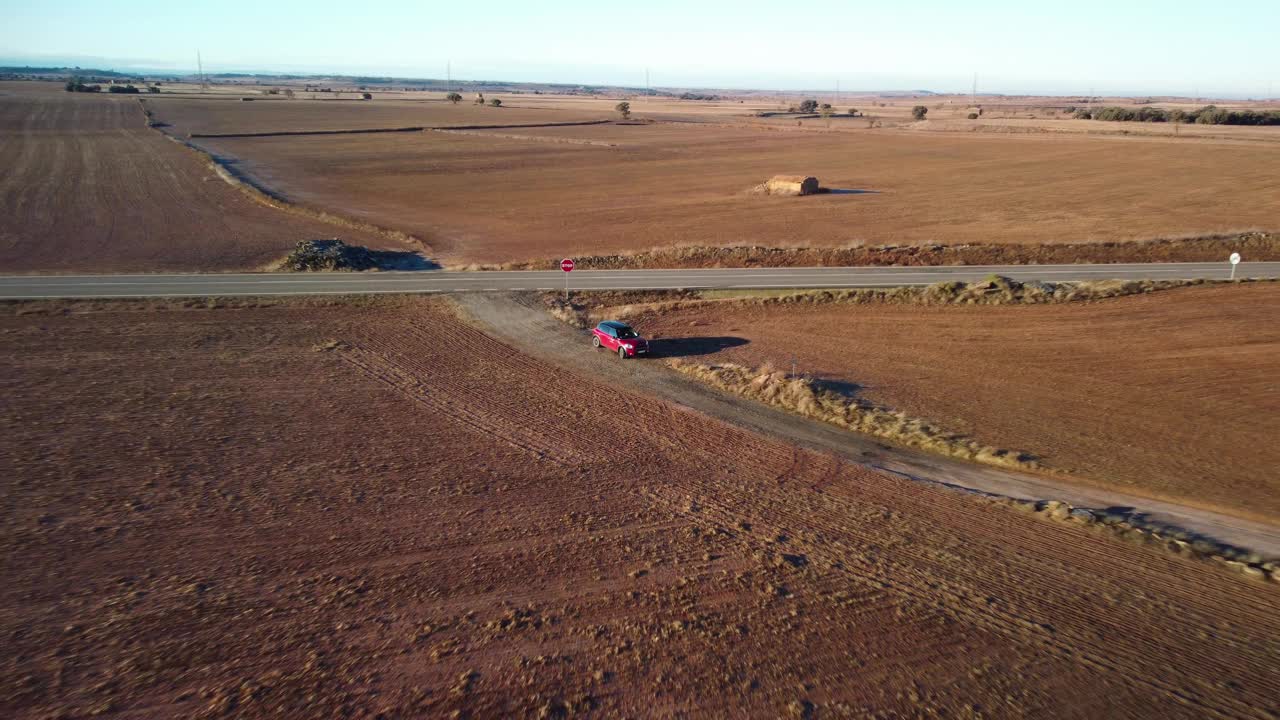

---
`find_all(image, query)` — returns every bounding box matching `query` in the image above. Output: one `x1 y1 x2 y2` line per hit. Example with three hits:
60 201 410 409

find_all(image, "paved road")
1 262 1275 299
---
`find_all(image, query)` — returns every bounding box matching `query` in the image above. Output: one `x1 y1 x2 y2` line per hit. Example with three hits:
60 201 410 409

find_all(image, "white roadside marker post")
1230 252 1241 280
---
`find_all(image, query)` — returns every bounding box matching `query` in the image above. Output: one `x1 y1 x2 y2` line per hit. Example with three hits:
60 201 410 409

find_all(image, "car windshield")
616 327 638 339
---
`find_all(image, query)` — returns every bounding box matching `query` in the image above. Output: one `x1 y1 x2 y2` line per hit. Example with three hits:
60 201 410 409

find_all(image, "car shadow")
818 188 880 195
369 251 441 270
647 336 749 358
810 378 864 398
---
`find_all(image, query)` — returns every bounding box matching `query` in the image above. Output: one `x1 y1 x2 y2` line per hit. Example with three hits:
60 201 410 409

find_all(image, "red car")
592 320 649 358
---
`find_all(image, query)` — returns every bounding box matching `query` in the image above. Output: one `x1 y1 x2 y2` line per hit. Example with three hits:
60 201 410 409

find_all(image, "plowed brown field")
147 95 610 137
190 111 1280 266
633 283 1280 519
0 84 404 273
3 297 1277 718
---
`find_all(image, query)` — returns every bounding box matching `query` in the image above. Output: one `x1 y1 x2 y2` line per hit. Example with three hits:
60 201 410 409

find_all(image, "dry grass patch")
485 232 1277 271
667 359 1037 470
586 277 1256 325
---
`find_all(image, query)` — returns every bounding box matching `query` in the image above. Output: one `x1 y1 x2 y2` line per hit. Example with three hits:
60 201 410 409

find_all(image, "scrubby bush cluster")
107 84 141 94
678 92 719 101
1075 105 1280 125
278 239 377 271
64 79 102 93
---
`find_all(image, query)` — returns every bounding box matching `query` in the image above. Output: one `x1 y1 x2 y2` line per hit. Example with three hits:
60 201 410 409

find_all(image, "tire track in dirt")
447 293 1280 718
6 296 1279 717
388 297 1280 717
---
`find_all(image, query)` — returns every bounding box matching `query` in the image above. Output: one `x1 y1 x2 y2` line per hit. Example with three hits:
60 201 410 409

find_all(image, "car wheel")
592 336 601 348
618 347 627 359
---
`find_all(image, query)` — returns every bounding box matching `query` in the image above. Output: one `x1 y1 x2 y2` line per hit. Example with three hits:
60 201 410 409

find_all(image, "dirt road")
627 284 1280 520
5 297 1276 718
455 293 1280 557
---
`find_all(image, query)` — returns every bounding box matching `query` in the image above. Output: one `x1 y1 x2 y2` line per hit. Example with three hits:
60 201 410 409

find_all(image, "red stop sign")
560 258 575 272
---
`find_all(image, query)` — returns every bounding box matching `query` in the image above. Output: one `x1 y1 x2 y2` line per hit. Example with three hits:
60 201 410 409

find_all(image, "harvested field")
629 282 1280 519
3 296 1279 718
0 83 410 273
146 95 610 137
193 109 1280 266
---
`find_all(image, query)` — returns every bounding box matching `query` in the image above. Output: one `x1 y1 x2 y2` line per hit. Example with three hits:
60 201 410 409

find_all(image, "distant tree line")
64 78 102 93
64 78 159 94
1075 105 1280 126
679 92 719 101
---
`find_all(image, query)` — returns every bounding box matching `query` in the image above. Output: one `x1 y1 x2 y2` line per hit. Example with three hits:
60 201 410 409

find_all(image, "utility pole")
645 67 650 91
971 72 977 107
836 79 840 106
196 50 207 92
447 60 451 91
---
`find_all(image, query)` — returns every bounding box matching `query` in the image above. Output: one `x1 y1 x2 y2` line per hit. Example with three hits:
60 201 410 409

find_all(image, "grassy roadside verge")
669 359 1038 470
547 276 1272 329
461 231 1277 270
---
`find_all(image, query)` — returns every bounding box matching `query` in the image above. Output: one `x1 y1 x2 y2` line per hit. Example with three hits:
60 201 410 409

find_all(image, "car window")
617 327 637 339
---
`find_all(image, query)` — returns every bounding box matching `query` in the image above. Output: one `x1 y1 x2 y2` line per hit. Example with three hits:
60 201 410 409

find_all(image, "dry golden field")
628 283 1280 519
4 80 1276 272
182 106 1280 266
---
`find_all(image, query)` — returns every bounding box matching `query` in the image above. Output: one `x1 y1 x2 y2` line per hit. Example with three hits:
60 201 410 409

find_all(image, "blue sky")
2 0 1276 96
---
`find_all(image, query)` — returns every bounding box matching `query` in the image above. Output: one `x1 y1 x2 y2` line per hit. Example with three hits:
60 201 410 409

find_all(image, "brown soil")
185 109 1280 266
3 296 1278 718
146 95 611 137
631 283 1280 519
0 84 408 274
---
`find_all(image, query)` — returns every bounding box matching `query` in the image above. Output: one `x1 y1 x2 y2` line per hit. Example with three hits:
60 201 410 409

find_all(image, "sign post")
560 258 575 299
1229 252 1241 280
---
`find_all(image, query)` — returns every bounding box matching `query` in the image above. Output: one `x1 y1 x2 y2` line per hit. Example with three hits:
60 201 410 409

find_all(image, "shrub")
1073 109 1092 119
446 92 462 104
967 112 979 119
361 92 372 100
1084 104 1280 126
848 108 857 116
107 84 139 94
615 101 631 119
819 103 831 110
489 98 502 107
147 85 160 93
278 239 377 272
799 99 818 113
911 105 928 120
